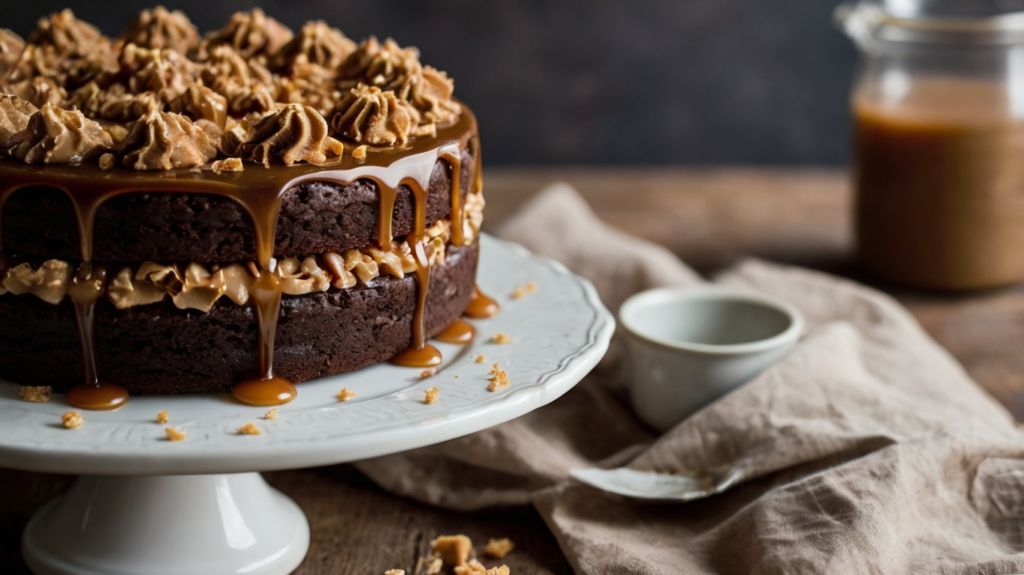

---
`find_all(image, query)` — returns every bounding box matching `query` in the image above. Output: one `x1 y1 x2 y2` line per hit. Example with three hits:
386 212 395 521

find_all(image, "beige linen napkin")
356 183 1024 574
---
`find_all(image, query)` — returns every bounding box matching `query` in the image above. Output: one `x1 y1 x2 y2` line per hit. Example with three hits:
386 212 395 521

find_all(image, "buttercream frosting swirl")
117 110 218 170
119 6 199 53
8 102 113 163
0 8 462 169
330 84 418 146
226 103 342 167
0 94 36 147
198 8 294 61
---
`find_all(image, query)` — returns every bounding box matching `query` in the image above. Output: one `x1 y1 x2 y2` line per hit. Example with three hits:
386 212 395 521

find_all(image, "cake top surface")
0 7 465 172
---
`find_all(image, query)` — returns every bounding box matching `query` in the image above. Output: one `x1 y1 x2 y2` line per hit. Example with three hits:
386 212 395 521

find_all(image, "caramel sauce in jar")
854 79 1024 290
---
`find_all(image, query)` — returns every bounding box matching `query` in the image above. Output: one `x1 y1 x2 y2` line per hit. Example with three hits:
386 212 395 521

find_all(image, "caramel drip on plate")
435 319 475 344
0 105 478 406
464 286 500 319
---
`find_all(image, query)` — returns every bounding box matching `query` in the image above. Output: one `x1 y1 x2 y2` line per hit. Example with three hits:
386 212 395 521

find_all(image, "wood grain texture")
2 168 1022 573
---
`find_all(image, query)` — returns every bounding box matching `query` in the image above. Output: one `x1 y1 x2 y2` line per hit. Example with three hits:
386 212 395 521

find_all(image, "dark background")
3 1 859 166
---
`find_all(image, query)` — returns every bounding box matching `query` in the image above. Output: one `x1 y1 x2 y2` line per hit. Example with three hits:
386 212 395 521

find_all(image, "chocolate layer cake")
0 8 489 408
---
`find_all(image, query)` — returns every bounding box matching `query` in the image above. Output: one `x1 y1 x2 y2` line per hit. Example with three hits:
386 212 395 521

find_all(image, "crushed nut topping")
338 388 357 402
239 422 261 435
475 355 486 363
490 333 513 344
265 408 279 420
484 538 514 559
424 386 440 405
0 8 461 170
61 411 83 429
420 369 437 379
165 427 186 442
352 144 367 159
19 385 51 403
156 410 169 424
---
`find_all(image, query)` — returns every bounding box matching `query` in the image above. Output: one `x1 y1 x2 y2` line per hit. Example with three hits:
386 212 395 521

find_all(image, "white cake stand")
0 234 614 575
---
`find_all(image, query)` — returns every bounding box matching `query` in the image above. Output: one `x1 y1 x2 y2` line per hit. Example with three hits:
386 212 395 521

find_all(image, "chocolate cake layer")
0 243 478 394
1 148 471 264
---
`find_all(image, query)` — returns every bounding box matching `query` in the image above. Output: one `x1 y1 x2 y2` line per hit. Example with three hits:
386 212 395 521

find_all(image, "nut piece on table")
265 408 279 420
431 534 473 566
455 560 510 575
61 411 83 429
490 332 513 344
238 422 261 435
156 410 169 424
19 385 51 403
484 538 515 559
338 388 357 402
165 427 186 442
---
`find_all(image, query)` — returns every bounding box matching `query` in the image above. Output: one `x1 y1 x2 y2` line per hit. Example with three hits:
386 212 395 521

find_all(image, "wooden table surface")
3 167 1023 574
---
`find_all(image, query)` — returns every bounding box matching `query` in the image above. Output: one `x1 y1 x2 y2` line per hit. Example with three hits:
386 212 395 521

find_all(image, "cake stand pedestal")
0 235 614 575
23 474 308 575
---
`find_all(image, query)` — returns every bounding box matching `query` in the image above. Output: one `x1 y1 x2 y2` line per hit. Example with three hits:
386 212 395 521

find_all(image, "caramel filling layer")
0 194 483 312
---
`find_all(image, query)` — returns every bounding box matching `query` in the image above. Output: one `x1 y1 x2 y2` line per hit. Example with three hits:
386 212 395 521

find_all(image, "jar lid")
837 0 1024 46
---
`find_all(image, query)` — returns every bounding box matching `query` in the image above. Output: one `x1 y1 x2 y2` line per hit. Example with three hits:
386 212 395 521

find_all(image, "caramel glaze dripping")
438 145 464 247
65 263 130 410
0 104 479 406
464 286 500 319
435 319 476 345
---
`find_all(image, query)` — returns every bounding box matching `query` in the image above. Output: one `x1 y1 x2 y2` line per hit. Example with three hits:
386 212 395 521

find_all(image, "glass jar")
837 0 1024 290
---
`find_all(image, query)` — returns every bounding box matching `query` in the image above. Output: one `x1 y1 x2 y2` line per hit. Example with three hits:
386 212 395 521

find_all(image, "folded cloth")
356 183 1024 574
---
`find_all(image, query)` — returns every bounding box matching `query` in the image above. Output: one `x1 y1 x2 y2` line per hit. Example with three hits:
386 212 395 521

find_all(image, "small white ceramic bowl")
619 286 803 432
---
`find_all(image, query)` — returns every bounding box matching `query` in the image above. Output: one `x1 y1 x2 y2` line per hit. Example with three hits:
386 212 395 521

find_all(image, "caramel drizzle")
438 143 463 246
0 105 479 405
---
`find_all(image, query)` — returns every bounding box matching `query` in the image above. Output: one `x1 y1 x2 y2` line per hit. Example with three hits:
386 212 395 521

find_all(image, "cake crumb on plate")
156 410 169 424
338 388 357 402
424 386 440 404
61 411 83 429
488 369 509 392
239 422 261 435
511 282 536 299
475 355 486 363
484 538 515 558
165 427 186 442
19 386 51 403
490 332 513 344
420 368 437 379
265 408 279 420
